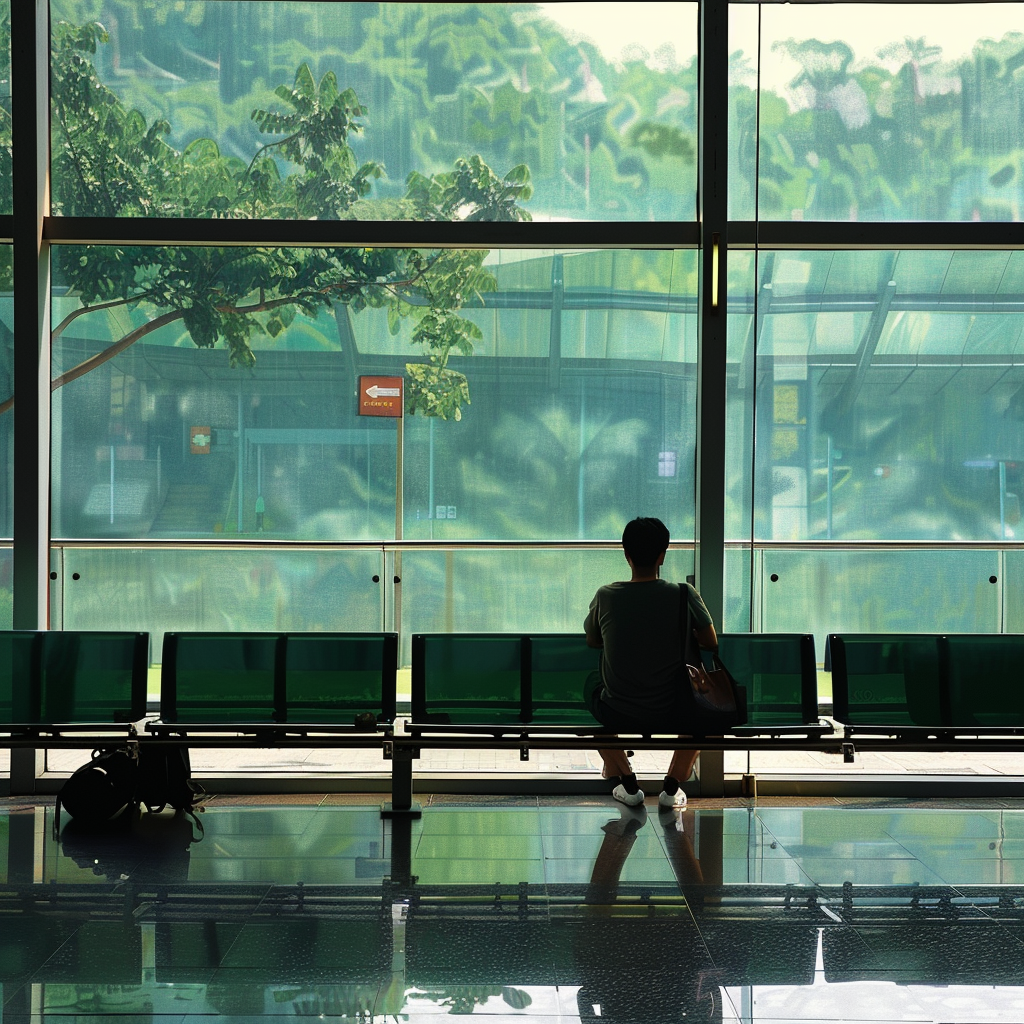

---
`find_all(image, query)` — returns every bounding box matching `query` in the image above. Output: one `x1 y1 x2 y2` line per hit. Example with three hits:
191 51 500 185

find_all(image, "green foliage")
44 19 534 419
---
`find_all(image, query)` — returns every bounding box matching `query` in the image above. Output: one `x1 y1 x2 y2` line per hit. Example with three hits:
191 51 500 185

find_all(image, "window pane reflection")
729 3 1024 222
49 1 697 222
51 246 698 543
729 251 1024 543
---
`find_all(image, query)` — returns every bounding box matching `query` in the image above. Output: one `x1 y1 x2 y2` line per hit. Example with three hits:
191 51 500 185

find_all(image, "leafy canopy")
34 19 535 421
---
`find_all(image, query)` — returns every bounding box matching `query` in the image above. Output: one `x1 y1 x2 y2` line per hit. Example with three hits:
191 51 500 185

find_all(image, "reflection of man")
255 494 265 532
574 805 725 1021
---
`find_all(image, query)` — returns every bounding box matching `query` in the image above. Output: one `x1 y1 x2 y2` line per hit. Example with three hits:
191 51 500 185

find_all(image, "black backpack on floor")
136 743 205 815
56 744 140 830
55 735 205 838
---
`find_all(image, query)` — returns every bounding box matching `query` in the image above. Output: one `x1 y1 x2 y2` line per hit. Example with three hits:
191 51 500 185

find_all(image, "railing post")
10 0 53 795
695 0 730 798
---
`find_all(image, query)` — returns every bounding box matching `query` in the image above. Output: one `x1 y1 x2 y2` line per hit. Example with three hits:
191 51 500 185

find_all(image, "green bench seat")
941 634 1024 732
156 631 397 732
410 632 825 736
828 633 1024 738
0 630 147 730
828 634 946 736
719 633 824 736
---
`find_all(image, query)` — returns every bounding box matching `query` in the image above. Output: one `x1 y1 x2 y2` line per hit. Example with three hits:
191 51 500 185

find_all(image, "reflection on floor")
4 795 1024 1023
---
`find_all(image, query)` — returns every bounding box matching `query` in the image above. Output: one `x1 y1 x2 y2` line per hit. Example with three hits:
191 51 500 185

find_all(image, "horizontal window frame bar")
40 539 1024 552
731 222 1024 250
0 218 1013 251
38 217 702 249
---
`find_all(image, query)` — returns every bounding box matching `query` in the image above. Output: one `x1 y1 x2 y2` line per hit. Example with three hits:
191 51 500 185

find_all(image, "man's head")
621 517 670 569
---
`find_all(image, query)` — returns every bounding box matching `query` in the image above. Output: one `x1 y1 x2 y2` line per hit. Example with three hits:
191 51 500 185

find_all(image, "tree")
4 18 533 422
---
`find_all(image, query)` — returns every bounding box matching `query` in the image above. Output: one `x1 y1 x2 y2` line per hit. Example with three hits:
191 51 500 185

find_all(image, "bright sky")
539 3 1022 88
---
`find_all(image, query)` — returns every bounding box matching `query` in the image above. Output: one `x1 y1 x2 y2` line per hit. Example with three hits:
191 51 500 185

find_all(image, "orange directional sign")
190 426 211 454
359 376 404 417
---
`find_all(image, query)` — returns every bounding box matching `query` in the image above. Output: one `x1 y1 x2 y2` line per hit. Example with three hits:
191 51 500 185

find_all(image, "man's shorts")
584 670 671 734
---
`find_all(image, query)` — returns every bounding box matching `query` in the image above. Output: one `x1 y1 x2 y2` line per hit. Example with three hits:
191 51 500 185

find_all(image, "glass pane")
760 548 1000 657
51 247 698 543
0 547 11 628
736 251 1024 543
49 1 697 222
730 3 1024 221
399 546 695 666
52 547 385 668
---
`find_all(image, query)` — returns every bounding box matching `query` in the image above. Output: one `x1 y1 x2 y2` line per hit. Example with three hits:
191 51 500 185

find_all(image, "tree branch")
50 308 185 393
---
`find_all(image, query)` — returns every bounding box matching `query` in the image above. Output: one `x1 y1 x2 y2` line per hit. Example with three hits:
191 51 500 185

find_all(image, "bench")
148 631 398 742
0 630 147 742
828 632 1024 759
391 631 839 812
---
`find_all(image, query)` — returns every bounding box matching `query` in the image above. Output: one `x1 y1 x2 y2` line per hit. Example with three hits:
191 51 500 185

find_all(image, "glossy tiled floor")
4 794 1024 1022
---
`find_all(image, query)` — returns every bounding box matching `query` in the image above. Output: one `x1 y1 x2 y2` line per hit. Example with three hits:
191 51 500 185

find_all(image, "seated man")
584 517 718 807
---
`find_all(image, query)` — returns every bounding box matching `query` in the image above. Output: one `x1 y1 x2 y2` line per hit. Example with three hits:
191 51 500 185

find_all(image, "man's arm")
694 623 718 650
584 597 602 648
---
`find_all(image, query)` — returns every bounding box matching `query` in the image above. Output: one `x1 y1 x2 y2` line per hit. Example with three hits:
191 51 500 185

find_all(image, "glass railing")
30 538 1024 779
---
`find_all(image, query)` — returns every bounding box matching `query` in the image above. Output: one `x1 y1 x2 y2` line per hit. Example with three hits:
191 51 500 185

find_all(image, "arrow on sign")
365 384 401 398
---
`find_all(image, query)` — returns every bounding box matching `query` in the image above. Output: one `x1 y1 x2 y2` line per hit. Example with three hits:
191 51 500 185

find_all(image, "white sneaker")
658 789 687 809
612 784 645 807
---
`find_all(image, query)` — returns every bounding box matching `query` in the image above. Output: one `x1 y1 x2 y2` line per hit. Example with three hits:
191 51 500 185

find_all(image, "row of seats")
828 633 1024 736
1 629 1022 740
0 631 396 735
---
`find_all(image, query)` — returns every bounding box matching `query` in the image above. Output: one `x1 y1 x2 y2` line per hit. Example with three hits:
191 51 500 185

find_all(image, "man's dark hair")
621 517 670 569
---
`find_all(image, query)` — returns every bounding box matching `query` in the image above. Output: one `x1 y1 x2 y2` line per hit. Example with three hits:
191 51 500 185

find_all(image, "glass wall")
50 1 699 222
2 2 1020 783
51 247 698 546
729 3 1024 221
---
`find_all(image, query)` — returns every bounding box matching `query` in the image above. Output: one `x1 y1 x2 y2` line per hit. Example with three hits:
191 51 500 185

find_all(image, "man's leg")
661 749 699 805
598 747 633 779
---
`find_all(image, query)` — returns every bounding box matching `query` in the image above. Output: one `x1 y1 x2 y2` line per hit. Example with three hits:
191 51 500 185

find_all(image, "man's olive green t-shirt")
584 579 713 721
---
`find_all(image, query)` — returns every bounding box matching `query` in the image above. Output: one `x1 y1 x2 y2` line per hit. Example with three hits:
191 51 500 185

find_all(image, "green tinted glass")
284 633 396 724
412 635 523 724
0 632 42 723
38 631 146 723
718 634 817 727
528 634 601 726
163 633 279 723
829 635 943 727
943 635 1024 728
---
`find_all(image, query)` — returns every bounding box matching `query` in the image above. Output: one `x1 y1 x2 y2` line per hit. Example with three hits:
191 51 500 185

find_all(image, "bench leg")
381 746 421 818
388 814 416 888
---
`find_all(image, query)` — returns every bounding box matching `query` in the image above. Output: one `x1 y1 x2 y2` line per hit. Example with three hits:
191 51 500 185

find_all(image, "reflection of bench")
829 633 1024 760
0 630 147 740
394 631 836 812
148 631 397 739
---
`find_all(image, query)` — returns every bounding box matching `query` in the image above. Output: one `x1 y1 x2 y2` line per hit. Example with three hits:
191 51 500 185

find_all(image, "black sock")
662 775 680 795
619 772 640 795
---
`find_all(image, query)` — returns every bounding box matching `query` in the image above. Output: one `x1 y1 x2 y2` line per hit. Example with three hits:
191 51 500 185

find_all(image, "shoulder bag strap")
679 583 701 666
